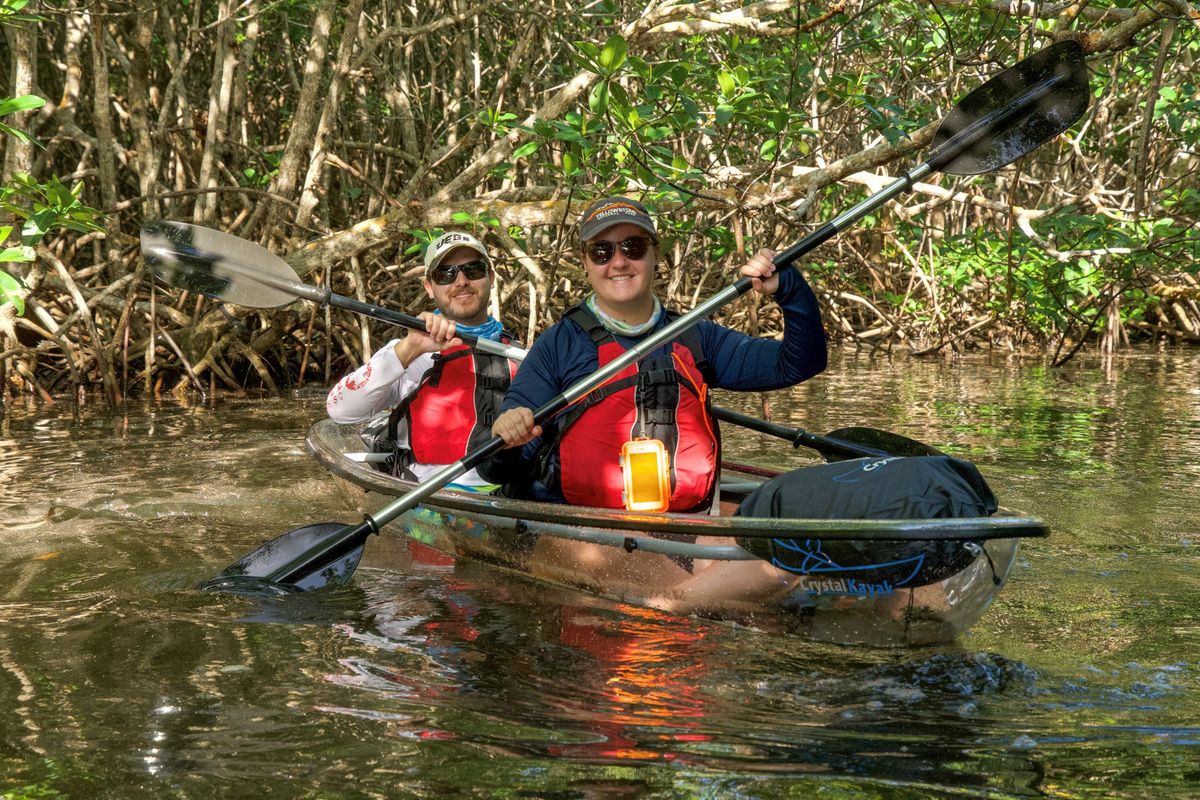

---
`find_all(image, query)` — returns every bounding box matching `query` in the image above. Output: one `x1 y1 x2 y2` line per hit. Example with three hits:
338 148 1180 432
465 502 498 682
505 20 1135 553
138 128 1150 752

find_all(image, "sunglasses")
584 236 654 265
429 259 489 285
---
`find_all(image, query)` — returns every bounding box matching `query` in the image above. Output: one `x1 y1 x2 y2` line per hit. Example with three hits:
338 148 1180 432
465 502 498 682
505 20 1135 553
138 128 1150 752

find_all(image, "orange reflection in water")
552 604 714 762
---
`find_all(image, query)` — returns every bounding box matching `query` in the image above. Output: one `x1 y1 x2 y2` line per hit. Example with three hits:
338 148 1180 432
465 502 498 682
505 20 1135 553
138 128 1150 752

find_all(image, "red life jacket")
541 306 719 511
387 336 518 471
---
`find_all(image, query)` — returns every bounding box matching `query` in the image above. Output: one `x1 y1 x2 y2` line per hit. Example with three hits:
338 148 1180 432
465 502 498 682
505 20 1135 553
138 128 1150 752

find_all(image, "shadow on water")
1 350 1198 798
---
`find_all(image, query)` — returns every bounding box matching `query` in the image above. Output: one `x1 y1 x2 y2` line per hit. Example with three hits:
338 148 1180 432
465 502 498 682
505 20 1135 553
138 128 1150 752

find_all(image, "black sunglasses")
430 259 489 285
584 236 655 265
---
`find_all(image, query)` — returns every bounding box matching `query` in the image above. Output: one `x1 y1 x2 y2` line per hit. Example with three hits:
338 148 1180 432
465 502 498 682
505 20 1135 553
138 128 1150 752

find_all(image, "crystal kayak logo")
795 576 896 598
768 537 926 596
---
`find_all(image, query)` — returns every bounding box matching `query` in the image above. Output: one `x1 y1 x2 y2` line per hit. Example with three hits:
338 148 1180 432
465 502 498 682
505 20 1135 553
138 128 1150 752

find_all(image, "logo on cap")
587 202 642 222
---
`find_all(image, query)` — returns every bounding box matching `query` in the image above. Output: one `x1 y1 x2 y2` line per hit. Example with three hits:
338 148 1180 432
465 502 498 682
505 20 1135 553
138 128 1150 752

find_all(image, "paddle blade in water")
199 522 365 594
929 40 1089 175
141 220 302 308
823 427 947 459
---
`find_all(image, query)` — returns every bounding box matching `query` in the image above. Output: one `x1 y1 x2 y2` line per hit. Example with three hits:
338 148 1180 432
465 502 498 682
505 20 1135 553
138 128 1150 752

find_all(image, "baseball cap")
423 231 490 274
578 196 657 241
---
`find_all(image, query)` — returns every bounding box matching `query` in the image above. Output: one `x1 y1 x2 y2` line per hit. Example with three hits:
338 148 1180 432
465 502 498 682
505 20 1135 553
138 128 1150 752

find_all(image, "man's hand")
491 407 541 448
394 312 462 367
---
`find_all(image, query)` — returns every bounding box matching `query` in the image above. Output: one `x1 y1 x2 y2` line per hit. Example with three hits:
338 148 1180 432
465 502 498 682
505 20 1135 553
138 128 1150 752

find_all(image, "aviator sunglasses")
584 236 654 265
429 259 489 285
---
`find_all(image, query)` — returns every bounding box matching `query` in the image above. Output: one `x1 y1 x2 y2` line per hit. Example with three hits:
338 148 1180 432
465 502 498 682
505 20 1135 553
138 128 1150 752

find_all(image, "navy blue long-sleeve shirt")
479 266 827 499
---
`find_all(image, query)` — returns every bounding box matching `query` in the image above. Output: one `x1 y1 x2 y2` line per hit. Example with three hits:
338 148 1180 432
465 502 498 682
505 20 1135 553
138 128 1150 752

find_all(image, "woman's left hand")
740 248 779 295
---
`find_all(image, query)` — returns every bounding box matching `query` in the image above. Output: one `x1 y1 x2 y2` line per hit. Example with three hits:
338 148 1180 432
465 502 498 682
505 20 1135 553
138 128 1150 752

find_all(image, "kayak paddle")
200 40 1089 595
709 406 945 460
139 220 527 363
140 219 951 463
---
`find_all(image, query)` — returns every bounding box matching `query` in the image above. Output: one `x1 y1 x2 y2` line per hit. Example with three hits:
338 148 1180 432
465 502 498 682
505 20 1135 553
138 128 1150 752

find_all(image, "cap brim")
579 217 658 241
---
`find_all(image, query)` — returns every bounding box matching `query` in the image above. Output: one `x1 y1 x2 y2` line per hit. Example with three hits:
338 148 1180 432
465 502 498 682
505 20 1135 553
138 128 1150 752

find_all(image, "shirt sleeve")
480 322 597 486
326 340 432 424
700 266 827 390
498 322 599 412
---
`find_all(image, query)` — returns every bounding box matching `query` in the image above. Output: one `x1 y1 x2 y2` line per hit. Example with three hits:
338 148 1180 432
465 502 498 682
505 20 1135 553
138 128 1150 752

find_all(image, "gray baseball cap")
577 196 657 241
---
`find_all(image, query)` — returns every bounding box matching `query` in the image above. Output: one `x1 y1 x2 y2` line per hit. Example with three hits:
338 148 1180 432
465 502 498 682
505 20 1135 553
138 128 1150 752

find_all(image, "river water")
1 348 1197 798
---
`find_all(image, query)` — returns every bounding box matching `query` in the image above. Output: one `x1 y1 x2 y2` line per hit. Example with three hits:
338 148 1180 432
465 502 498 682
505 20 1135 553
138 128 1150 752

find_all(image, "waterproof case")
619 437 671 512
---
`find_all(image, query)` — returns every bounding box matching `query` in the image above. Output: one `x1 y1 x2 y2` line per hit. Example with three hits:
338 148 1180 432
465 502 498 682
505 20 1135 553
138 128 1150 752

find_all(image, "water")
2 348 1198 798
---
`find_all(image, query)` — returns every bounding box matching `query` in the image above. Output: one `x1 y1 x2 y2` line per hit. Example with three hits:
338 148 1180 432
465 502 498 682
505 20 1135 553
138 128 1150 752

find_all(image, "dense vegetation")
1 0 1198 404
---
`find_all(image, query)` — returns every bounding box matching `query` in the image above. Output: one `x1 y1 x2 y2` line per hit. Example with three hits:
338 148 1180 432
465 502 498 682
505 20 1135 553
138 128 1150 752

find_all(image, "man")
326 231 516 490
484 196 827 510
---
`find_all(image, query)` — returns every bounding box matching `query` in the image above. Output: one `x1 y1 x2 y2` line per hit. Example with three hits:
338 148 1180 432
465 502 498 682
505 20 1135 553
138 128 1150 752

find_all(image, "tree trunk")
87 6 119 259
124 0 160 219
195 0 238 224
265 0 337 223
2 0 38 181
296 0 366 230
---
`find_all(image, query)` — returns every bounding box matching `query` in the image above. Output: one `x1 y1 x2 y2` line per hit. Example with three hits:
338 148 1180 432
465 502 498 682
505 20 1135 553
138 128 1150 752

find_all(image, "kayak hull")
306 419 1040 646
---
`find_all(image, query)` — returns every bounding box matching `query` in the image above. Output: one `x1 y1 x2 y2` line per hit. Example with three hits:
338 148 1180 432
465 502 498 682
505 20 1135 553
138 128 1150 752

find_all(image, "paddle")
200 40 1089 595
139 220 527 363
141 220 943 464
709 406 945 460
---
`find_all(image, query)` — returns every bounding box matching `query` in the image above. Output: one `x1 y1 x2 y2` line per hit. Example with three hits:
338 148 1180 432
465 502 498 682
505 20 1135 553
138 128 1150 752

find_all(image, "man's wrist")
394 338 419 368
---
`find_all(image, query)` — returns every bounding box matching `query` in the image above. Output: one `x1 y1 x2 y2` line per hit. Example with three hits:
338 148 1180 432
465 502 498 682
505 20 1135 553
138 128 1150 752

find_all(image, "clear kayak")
306 419 1047 646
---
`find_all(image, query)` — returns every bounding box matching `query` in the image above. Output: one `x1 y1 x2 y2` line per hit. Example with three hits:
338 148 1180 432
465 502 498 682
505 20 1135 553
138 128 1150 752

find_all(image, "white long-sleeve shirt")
326 339 494 487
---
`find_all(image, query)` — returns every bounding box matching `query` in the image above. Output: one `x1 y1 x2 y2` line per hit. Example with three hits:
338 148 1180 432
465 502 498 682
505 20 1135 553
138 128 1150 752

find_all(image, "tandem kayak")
305 418 1047 646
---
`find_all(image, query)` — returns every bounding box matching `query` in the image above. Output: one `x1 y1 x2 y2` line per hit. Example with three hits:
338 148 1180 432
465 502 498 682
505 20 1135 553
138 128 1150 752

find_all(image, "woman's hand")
739 248 779 296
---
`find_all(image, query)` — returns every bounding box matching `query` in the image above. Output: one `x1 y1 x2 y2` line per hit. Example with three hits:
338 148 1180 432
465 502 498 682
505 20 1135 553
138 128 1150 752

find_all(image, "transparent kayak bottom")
378 499 1020 648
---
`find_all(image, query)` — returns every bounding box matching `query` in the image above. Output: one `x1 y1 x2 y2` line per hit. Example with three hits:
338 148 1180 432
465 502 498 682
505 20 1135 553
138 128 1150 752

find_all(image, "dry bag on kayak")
734 455 997 588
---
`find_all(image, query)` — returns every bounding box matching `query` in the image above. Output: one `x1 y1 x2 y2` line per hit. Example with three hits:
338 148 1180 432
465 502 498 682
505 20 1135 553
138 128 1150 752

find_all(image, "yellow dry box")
619 437 671 512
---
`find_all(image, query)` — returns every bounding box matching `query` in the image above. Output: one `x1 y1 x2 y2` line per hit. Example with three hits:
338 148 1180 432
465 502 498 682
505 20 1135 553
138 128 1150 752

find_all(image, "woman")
483 195 828 510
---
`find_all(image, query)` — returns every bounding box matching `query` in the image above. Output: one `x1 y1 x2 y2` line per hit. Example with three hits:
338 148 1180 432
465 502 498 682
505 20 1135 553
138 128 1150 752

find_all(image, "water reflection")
316 544 1075 792
1 351 1199 796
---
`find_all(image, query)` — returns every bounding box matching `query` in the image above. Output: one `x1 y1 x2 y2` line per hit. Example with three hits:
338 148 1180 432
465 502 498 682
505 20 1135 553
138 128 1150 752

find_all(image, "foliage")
4 0 1200 398
1 3 102 322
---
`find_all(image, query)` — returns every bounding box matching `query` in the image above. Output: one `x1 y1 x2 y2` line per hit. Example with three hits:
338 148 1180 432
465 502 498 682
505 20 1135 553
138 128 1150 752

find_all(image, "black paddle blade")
199 522 366 595
823 427 947 460
930 40 1089 175
140 220 301 308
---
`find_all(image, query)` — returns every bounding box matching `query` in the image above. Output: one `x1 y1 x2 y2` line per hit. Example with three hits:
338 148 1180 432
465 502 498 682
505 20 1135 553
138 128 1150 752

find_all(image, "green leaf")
0 268 26 316
0 246 35 262
512 140 539 159
598 35 627 73
486 161 514 180
717 71 736 98
450 212 475 224
0 121 36 145
0 94 45 117
572 41 601 71
588 83 609 115
759 138 778 160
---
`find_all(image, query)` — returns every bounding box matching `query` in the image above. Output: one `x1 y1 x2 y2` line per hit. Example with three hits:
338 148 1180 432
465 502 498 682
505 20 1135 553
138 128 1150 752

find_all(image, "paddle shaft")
709 406 888 459
263 272 525 362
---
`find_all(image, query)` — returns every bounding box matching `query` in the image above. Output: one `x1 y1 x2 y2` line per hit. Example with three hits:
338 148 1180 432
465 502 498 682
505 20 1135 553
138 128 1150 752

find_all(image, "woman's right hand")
492 407 541 448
